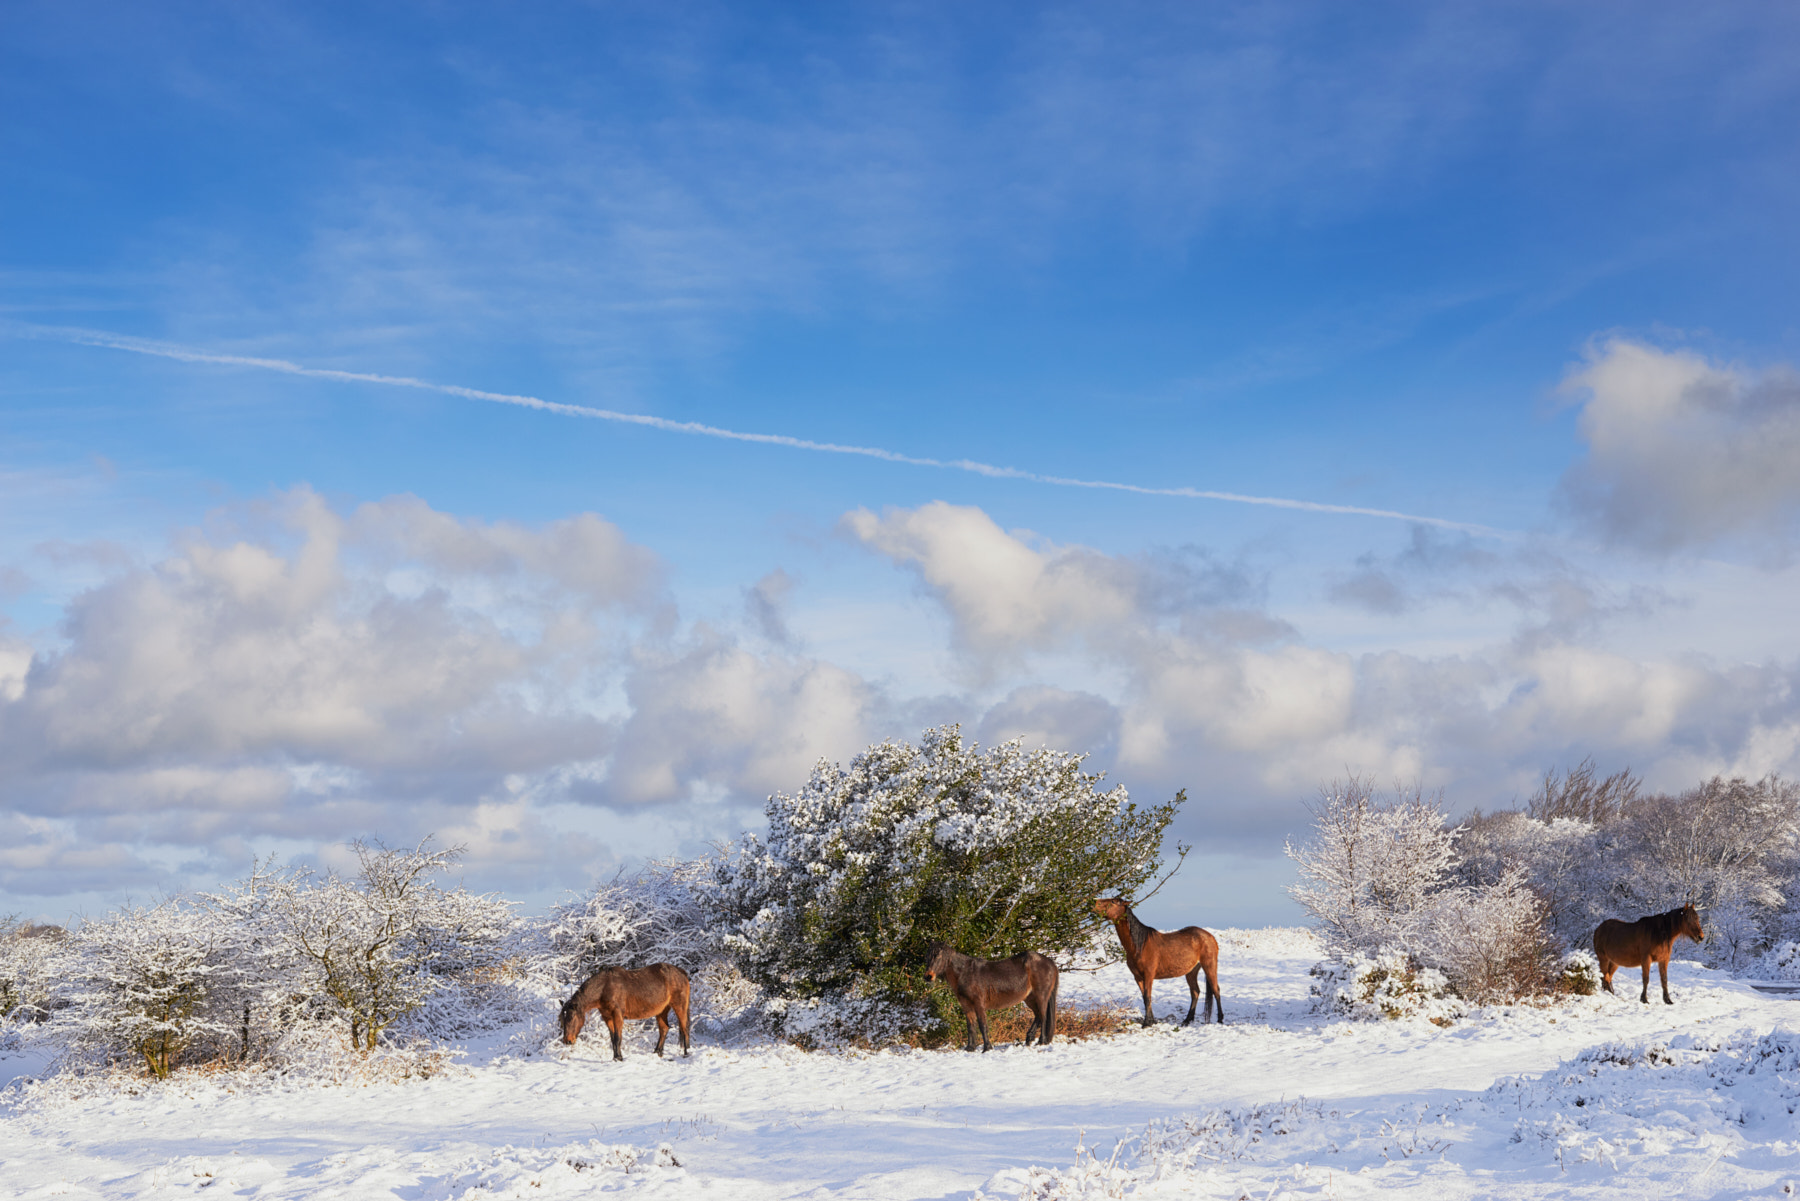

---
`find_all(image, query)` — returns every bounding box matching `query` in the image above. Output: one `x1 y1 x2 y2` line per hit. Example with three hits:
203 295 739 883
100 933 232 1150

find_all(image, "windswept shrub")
710 725 1181 1040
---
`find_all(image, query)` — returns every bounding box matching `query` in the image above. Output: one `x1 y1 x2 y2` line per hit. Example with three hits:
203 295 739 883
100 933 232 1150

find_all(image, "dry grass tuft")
928 1000 1136 1048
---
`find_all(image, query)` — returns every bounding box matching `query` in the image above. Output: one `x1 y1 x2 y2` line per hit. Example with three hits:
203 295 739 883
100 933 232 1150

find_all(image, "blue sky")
4 2 1800 926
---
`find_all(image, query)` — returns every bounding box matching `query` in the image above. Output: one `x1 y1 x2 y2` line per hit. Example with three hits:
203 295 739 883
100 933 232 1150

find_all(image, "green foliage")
714 725 1182 1038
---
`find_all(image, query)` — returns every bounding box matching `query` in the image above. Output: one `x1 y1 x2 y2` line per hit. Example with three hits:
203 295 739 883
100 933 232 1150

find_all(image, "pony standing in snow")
559 963 692 1060
1593 903 1704 1005
1093 897 1224 1026
924 942 1059 1052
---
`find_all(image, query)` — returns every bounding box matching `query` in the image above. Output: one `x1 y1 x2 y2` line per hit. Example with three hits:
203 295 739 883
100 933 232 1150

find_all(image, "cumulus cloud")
842 501 1271 667
850 500 1800 846
0 488 917 908
603 630 879 806
1559 339 1800 553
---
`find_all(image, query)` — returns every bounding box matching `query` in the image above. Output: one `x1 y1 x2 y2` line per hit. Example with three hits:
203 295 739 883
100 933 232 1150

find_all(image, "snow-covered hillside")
3 928 1795 1199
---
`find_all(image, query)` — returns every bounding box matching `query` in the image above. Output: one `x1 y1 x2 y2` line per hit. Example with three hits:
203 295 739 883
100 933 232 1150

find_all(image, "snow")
4 927 1797 1199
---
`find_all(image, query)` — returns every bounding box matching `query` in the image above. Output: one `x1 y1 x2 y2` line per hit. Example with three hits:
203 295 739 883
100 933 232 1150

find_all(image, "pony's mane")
1120 902 1155 956
1642 906 1697 938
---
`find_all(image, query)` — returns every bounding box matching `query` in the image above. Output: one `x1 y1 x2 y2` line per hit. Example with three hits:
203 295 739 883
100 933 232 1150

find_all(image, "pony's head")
923 941 952 982
1677 902 1704 944
558 996 587 1045
1092 897 1127 922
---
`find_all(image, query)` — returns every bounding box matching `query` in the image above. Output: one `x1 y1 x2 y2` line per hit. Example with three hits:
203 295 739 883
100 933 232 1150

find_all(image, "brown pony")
559 963 692 1060
924 942 1059 1053
1093 897 1223 1026
1594 903 1705 1005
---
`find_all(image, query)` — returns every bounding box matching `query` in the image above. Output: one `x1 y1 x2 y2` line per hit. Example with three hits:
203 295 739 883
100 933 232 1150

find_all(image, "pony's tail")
1046 974 1059 1045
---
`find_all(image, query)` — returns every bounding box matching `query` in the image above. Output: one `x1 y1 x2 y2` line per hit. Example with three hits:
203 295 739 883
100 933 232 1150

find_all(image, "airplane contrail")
16 322 1514 538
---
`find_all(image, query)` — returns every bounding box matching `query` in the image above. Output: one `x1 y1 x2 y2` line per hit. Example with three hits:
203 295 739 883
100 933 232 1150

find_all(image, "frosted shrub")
1749 941 1800 982
543 857 716 982
710 725 1180 1040
1559 949 1601 996
261 839 515 1052
1414 867 1556 1004
0 919 66 1024
1309 949 1465 1024
1284 778 1458 958
57 901 237 1079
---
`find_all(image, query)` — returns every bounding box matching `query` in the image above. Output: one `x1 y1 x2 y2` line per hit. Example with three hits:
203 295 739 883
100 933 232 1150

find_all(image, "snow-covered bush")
260 839 515 1052
1285 777 1458 959
0 919 67 1024
1455 809 1607 950
1309 949 1465 1024
1748 940 1800 982
1289 782 1556 1004
1558 949 1600 995
1412 867 1556 1004
56 900 238 1079
543 856 716 983
709 725 1180 1040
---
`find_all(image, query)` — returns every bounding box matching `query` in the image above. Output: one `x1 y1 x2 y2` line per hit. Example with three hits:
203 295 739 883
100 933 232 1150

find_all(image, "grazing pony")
1093 897 1223 1026
1593 903 1705 1005
923 942 1059 1053
559 963 692 1060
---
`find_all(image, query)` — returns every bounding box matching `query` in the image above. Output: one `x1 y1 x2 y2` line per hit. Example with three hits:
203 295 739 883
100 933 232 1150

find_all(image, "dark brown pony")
559 963 692 1060
1093 897 1223 1026
924 942 1059 1053
1594 903 1705 1005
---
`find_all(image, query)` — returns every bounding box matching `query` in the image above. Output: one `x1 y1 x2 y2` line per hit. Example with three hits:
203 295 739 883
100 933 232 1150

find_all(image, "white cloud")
849 500 1800 846
1560 339 1800 553
603 630 879 806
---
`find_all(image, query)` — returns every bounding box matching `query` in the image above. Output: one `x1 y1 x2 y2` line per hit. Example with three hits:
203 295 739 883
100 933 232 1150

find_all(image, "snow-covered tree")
1285 778 1459 957
710 725 1180 1025
59 900 236 1078
1455 810 1604 949
263 839 514 1051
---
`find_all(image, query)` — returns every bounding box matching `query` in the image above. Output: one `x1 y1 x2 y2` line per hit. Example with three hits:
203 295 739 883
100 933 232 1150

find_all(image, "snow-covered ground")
3 927 1796 1199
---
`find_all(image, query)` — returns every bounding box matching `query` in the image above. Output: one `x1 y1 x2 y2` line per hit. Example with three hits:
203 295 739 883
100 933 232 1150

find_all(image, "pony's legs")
1638 959 1652 1004
1204 964 1225 1024
1658 955 1673 1005
1182 967 1200 1026
1023 1002 1042 1047
961 1002 981 1052
654 1010 670 1056
1043 985 1057 1045
607 1014 625 1061
1138 973 1156 1027
675 1000 692 1055
976 1007 993 1053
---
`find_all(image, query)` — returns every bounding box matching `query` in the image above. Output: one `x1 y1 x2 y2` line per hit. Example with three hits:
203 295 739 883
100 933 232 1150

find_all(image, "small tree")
1285 777 1458 957
62 900 235 1079
265 839 513 1052
711 726 1181 1034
